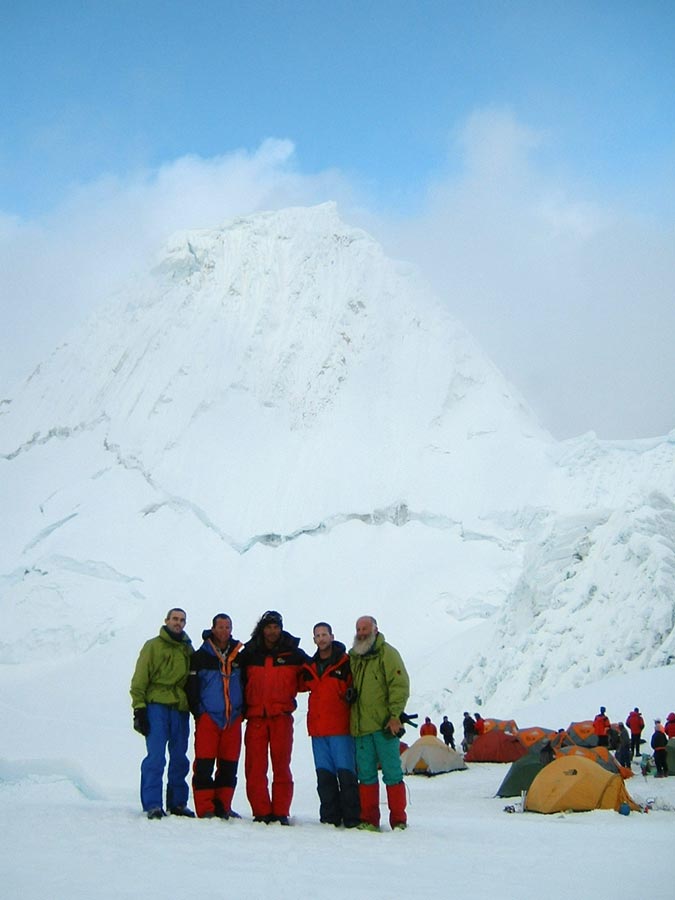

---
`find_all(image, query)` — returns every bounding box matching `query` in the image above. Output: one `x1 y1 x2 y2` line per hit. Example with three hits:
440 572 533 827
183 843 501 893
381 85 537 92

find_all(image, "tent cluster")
490 717 650 813
401 712 672 815
463 715 651 814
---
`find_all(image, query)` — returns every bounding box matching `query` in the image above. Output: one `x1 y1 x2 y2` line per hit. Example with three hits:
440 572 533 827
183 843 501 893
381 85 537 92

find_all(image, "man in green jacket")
130 608 194 819
348 615 410 831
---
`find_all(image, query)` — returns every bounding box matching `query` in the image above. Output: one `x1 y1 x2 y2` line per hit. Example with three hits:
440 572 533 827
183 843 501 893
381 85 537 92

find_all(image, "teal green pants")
355 731 403 785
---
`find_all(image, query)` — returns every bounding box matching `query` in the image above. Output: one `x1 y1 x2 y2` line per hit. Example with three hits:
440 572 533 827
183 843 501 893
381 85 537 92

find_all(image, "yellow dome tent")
524 755 639 814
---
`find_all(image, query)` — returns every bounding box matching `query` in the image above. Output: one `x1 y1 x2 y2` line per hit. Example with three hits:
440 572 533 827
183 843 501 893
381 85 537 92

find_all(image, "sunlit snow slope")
1 203 673 713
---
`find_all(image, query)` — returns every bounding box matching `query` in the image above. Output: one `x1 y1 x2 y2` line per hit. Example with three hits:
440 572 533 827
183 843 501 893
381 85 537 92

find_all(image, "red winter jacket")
239 632 308 718
626 710 644 735
300 642 352 737
593 713 610 737
420 722 437 736
665 714 675 738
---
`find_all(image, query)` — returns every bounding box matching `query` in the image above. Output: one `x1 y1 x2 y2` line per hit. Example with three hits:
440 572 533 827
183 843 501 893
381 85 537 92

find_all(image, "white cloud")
0 139 356 393
382 109 675 439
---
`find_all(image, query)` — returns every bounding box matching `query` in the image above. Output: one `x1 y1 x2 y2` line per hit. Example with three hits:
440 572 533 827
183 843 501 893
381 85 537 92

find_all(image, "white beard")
351 633 376 656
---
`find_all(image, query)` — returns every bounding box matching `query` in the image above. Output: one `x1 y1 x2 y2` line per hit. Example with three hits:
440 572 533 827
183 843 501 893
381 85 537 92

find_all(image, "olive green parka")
348 632 410 737
130 626 193 712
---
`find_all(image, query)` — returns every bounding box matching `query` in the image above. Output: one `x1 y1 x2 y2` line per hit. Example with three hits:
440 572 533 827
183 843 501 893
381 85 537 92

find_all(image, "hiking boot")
225 809 242 819
275 815 291 826
169 805 196 817
356 822 380 832
147 808 166 820
253 814 273 824
392 822 407 831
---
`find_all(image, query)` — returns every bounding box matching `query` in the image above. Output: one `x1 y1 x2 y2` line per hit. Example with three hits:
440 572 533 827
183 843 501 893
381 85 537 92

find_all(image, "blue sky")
2 1 674 438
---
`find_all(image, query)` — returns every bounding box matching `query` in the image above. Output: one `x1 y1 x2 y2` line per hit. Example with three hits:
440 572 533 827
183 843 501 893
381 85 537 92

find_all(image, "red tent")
464 730 528 763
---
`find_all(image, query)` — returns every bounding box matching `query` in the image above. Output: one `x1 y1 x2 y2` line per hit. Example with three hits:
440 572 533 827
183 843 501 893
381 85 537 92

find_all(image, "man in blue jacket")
186 613 244 818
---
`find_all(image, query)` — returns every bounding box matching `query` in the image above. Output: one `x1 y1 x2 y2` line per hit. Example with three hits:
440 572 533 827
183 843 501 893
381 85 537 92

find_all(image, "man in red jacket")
420 717 437 737
625 707 645 760
238 610 309 825
300 622 360 828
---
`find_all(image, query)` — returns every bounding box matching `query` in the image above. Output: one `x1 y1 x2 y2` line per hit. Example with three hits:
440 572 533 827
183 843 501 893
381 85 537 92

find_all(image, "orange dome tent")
524 755 639 814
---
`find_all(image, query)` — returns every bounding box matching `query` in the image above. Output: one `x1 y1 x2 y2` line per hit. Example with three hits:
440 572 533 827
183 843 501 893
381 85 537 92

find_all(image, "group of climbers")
130 609 410 830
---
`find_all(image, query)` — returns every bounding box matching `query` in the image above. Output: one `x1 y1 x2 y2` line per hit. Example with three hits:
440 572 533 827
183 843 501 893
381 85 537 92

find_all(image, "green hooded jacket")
348 632 410 737
130 626 193 712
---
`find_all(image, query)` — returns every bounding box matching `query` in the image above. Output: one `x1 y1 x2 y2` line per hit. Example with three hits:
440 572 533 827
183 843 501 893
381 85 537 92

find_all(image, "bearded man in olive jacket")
348 615 410 831
130 608 194 819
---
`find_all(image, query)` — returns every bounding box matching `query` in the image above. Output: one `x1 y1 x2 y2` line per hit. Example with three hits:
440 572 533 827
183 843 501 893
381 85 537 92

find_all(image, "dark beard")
351 633 376 656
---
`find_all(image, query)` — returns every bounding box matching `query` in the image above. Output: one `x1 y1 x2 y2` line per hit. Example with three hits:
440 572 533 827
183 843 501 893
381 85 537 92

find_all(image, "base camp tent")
465 730 528 763
524 756 639 814
556 744 632 779
401 736 467 775
482 718 518 734
496 752 544 797
560 721 597 747
516 726 558 750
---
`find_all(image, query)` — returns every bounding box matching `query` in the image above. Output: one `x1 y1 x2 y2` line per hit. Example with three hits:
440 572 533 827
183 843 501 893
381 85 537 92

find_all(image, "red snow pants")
244 713 294 818
192 713 242 817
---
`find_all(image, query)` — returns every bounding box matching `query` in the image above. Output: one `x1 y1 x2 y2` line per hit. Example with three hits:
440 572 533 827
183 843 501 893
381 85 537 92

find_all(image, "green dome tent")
496 751 544 798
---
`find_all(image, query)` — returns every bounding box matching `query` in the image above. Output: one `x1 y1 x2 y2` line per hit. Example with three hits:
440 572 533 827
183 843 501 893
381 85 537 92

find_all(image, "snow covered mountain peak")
1 203 673 711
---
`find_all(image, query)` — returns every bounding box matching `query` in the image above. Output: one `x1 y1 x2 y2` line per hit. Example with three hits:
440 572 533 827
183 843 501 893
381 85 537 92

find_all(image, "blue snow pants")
140 702 190 812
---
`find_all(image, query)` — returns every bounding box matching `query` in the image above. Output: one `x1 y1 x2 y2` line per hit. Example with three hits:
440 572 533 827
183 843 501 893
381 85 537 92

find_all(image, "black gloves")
133 707 150 736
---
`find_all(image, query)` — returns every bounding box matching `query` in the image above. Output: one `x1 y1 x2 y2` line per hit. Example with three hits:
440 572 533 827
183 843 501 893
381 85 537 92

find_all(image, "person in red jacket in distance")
664 712 675 738
419 717 437 737
593 706 611 747
625 707 645 760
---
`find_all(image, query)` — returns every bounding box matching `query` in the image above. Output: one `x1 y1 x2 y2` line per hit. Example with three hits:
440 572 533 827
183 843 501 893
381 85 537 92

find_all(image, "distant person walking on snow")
664 712 675 738
440 716 455 749
130 608 194 819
